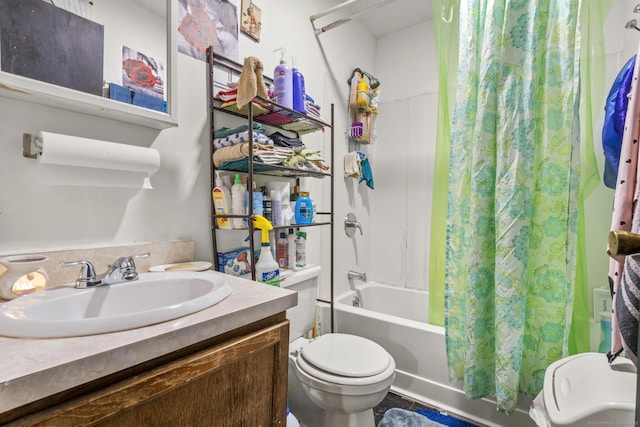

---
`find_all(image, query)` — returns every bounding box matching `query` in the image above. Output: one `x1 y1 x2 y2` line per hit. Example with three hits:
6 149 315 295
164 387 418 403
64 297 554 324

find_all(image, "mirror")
0 0 177 130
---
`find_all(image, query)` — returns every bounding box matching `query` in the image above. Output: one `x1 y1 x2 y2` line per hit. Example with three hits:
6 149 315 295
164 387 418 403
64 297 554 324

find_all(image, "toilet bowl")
290 333 395 427
282 266 396 427
530 352 636 426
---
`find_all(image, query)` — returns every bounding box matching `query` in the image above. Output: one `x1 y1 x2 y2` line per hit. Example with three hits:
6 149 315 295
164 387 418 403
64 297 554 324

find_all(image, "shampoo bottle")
276 232 289 269
357 74 369 106
231 173 246 229
273 48 293 109
291 56 306 114
294 191 313 225
253 215 280 286
212 173 231 229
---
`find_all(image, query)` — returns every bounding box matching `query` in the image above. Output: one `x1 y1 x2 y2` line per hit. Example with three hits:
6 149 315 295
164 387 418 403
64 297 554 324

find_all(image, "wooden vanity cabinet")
6 315 290 427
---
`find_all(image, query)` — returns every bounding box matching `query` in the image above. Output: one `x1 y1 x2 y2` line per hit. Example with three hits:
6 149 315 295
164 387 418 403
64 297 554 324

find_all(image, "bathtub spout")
347 270 367 282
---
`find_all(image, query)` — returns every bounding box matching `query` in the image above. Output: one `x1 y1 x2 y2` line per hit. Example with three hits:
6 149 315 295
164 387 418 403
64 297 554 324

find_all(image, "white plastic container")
212 174 231 229
231 173 246 229
255 243 280 286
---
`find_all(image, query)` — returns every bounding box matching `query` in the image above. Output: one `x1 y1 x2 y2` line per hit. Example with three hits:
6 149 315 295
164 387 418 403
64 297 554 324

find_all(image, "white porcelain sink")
0 271 232 338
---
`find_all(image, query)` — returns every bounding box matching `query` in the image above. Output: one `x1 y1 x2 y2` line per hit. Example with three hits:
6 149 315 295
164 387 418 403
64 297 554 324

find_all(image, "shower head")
634 3 640 13
626 19 640 32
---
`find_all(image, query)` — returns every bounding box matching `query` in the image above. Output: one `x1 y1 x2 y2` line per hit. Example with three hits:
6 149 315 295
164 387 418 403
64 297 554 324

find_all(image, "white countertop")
0 272 297 414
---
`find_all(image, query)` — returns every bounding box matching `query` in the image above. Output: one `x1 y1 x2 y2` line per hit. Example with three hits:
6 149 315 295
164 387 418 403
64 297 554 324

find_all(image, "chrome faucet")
345 212 363 236
347 270 367 282
61 252 150 288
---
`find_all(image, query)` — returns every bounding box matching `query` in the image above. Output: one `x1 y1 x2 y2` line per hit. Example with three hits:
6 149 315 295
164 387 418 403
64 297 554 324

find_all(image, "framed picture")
177 0 239 62
240 0 261 42
122 46 164 99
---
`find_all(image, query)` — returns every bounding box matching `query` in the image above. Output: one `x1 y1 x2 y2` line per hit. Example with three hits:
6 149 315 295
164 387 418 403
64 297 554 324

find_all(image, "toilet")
282 266 396 427
529 352 636 426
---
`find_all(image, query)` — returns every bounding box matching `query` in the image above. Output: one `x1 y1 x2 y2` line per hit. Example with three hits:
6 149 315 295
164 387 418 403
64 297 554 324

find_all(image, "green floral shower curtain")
443 0 584 413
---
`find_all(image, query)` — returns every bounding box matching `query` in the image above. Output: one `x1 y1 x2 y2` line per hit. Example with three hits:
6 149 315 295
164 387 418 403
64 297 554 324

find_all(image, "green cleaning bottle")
253 215 280 286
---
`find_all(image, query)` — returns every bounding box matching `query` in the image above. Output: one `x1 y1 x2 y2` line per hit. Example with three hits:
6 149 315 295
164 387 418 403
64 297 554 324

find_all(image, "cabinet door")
15 321 290 427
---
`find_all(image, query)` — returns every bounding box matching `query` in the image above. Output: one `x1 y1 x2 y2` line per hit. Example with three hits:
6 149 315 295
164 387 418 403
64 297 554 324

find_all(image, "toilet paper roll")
37 131 160 173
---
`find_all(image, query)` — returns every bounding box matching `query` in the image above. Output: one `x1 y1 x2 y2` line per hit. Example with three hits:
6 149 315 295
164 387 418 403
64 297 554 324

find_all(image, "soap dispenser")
273 47 293 109
291 56 306 113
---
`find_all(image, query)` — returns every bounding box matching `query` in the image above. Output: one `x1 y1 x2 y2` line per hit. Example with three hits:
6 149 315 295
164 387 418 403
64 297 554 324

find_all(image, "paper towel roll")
37 131 160 173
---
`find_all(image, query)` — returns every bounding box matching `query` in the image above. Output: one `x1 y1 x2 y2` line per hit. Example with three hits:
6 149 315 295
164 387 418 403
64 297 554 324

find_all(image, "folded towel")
213 130 272 150
212 142 273 167
215 87 238 102
269 131 304 148
344 151 361 178
214 123 265 139
236 56 269 108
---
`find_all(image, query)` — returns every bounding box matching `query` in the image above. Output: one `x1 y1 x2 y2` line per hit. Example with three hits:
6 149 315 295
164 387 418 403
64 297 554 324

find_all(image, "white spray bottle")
253 215 280 286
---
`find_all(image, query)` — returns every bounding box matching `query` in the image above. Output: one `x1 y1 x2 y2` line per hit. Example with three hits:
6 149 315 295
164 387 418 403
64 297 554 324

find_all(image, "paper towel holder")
23 133 43 159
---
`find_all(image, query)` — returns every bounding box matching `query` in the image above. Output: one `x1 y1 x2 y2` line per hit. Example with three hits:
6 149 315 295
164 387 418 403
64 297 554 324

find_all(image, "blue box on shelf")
108 83 166 113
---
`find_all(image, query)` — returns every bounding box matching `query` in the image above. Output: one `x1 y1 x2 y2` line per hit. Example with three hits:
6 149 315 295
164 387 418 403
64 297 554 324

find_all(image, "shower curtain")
433 0 612 413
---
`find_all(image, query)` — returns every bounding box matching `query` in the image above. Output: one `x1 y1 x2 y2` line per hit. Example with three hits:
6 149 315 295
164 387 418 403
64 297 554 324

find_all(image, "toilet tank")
280 265 321 340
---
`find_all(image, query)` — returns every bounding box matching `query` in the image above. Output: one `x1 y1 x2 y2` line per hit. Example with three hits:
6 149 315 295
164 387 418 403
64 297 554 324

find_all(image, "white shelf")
0 72 177 130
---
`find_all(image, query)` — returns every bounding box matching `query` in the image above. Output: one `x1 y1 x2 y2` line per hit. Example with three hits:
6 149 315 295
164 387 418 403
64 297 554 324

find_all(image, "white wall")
0 0 375 301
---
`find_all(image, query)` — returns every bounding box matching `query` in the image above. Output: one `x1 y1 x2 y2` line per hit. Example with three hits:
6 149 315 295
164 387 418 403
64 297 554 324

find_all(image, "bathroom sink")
0 270 233 338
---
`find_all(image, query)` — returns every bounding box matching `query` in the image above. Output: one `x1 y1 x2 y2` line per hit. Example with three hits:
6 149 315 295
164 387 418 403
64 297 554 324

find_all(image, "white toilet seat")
299 333 391 377
293 333 396 395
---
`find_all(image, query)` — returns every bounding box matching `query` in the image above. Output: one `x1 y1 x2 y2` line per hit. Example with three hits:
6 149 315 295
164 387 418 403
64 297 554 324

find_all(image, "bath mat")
415 409 479 427
377 408 447 427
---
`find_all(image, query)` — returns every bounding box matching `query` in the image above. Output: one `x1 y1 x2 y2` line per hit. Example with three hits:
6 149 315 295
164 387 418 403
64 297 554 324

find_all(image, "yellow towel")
344 151 361 178
237 57 270 108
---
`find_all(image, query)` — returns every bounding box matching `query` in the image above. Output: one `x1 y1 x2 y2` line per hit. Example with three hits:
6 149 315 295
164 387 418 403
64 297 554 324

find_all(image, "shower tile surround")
0 241 297 416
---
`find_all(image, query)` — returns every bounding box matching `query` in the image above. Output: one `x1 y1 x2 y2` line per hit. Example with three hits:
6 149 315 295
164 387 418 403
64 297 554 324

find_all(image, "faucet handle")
344 212 363 237
114 252 150 281
60 260 98 288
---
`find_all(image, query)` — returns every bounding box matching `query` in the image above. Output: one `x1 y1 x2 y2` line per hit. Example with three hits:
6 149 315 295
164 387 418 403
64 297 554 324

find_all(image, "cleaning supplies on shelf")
262 186 272 223
294 192 313 224
253 215 280 286
295 231 307 269
271 189 282 226
273 48 293 109
212 173 231 229
231 173 247 229
291 56 306 114
276 232 289 269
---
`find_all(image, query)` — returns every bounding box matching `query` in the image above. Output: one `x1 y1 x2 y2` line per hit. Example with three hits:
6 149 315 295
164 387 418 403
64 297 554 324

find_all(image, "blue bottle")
294 192 313 224
273 48 293 109
292 57 306 114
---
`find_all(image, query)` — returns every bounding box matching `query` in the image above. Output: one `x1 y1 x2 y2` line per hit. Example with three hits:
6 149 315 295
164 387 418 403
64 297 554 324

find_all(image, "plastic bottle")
231 173 246 229
253 215 280 286
291 57 306 114
287 228 297 271
349 70 361 108
271 189 282 227
262 186 272 223
357 74 369 106
273 48 293 109
276 232 289 269
212 173 231 229
294 191 313 224
295 231 307 269
599 311 612 353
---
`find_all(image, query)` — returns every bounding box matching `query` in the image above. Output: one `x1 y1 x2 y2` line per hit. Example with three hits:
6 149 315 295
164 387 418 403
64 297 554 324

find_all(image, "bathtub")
334 282 534 427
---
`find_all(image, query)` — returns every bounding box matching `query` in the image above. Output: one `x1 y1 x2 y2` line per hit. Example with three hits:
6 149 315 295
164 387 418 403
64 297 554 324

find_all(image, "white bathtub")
334 282 535 427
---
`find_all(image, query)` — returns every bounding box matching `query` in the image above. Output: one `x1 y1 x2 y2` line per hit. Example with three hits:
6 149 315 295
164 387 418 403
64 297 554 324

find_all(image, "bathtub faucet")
347 270 367 282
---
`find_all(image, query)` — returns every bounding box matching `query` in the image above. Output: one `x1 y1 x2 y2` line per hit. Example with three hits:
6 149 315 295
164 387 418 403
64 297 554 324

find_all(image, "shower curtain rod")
310 0 395 35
